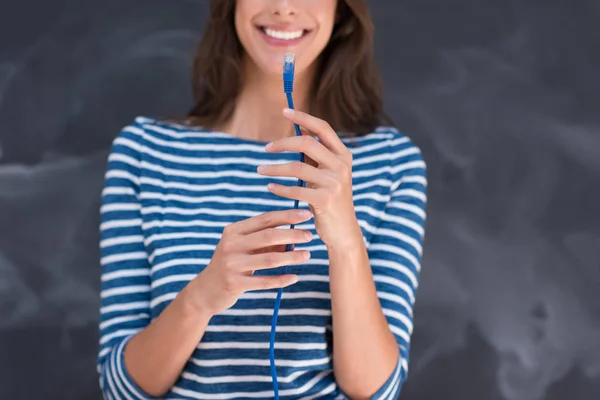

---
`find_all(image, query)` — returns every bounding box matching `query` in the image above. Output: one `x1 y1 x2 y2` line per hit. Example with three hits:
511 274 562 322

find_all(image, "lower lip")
257 28 310 47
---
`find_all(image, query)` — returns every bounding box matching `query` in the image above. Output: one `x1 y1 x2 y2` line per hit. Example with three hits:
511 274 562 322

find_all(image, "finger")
290 126 320 169
243 274 300 291
240 228 312 253
233 249 310 272
267 183 319 204
257 162 328 186
282 108 347 155
229 209 312 235
299 126 312 136
265 135 338 169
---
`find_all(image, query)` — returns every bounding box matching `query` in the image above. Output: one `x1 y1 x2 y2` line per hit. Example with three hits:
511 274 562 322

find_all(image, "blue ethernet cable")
269 52 306 399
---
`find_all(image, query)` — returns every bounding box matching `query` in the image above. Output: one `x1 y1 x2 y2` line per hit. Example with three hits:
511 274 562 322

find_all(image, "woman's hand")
257 108 364 251
186 209 313 316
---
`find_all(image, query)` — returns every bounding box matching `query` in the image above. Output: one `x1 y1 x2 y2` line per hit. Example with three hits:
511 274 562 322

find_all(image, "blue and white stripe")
97 116 427 399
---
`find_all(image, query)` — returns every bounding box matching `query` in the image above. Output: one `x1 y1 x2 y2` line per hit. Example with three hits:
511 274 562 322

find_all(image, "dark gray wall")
1 1 599 399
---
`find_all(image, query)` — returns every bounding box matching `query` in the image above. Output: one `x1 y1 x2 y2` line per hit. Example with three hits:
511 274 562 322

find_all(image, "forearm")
123 284 213 397
328 229 399 399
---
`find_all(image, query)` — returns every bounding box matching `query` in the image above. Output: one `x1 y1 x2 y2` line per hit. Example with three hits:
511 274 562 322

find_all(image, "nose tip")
272 0 296 16
273 9 296 16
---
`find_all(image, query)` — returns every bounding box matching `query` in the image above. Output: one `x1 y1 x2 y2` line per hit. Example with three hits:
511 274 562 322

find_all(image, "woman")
97 0 427 399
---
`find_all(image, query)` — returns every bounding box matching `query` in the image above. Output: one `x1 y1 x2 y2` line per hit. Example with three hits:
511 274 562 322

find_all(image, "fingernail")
283 108 294 116
290 276 299 284
265 142 273 150
267 183 275 190
257 165 265 172
304 231 313 241
303 251 311 260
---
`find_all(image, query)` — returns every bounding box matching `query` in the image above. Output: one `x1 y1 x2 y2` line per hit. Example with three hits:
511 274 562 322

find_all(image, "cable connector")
283 53 295 93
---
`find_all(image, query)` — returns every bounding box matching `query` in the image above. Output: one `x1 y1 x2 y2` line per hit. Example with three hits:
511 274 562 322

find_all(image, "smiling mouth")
256 26 312 41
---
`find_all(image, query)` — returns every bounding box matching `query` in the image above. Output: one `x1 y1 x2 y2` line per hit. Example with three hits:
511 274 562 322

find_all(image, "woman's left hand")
257 108 364 251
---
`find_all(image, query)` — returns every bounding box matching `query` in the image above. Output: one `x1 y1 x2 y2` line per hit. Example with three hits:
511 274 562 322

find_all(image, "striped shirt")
97 116 427 399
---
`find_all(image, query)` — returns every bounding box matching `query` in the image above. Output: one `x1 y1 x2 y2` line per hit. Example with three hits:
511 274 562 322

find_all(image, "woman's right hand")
184 208 314 316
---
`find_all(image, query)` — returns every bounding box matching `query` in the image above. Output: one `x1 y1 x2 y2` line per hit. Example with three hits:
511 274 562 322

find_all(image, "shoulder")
344 126 426 179
106 117 150 160
361 126 427 199
109 115 226 161
112 115 217 145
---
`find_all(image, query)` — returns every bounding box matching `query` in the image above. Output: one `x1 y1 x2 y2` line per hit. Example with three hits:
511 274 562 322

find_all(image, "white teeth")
264 28 304 40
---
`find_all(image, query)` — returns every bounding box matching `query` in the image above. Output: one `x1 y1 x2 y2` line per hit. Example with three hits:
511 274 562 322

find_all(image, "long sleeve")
97 124 155 400
367 143 427 399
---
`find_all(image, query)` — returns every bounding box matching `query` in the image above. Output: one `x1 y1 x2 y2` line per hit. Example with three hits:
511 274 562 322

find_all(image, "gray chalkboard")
1 0 599 399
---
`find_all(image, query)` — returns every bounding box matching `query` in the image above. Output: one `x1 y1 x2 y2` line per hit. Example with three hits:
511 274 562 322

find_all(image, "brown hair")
183 0 392 136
